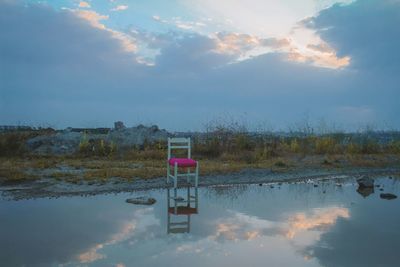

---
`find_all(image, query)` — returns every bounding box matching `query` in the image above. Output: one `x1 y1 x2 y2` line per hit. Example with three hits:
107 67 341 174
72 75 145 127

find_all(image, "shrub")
289 139 300 153
346 143 361 154
388 140 400 154
78 133 116 157
315 137 337 154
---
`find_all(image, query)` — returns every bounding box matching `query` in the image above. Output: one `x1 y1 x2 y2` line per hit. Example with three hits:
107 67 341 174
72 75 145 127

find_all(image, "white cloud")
152 15 161 21
111 5 128 12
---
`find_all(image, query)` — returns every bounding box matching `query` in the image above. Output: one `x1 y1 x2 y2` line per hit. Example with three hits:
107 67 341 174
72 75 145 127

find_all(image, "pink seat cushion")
169 158 197 167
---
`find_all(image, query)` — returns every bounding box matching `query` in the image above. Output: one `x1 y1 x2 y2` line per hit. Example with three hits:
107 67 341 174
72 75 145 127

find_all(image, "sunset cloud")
1 0 399 130
78 1 90 8
73 9 137 53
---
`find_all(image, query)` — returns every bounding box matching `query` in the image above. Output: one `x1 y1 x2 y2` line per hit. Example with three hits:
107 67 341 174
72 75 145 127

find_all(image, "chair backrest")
168 137 191 159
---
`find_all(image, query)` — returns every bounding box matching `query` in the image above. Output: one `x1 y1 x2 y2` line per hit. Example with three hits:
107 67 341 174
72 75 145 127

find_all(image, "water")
1 177 399 267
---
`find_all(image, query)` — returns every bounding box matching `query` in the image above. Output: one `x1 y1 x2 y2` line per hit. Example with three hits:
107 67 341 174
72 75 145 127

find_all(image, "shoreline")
1 166 399 200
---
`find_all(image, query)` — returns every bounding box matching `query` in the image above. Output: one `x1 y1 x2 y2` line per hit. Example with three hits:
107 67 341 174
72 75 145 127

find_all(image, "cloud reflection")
285 207 350 239
207 207 349 249
76 207 158 264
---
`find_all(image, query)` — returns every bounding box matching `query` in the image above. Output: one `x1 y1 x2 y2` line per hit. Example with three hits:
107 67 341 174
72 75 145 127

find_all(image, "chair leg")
167 163 170 184
195 161 199 188
174 162 178 188
195 187 198 210
174 188 177 214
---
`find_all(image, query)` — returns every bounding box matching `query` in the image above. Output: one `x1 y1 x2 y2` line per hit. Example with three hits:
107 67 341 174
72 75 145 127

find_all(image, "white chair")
167 137 199 188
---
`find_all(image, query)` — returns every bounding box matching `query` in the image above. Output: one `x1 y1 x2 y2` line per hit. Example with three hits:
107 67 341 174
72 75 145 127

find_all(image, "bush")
388 141 400 154
289 139 300 153
78 133 116 157
315 137 337 154
346 143 361 154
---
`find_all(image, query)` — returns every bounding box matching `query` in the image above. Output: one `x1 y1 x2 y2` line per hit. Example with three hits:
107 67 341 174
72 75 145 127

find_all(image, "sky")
0 0 399 131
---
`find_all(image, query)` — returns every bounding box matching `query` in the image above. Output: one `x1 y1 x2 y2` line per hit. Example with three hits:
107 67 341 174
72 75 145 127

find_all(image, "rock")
126 197 156 205
150 125 159 132
380 193 397 200
357 187 374 198
114 121 126 130
357 176 374 188
259 183 262 186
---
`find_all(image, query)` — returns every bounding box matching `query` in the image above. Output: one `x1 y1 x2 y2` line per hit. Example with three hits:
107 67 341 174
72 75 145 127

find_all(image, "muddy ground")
1 166 399 200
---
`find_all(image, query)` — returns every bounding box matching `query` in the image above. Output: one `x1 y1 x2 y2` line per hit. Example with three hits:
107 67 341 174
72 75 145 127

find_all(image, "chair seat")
168 206 198 215
169 158 197 167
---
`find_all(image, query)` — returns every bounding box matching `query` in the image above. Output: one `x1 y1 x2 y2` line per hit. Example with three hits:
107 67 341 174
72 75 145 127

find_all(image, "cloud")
309 0 400 71
152 15 161 21
76 207 158 264
0 0 399 130
111 5 128 12
78 1 90 8
305 194 400 267
184 0 353 68
209 207 349 243
72 9 137 53
151 15 207 31
73 9 109 29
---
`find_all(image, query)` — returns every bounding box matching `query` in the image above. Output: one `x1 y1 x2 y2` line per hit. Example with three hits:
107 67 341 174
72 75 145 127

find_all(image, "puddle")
0 177 399 266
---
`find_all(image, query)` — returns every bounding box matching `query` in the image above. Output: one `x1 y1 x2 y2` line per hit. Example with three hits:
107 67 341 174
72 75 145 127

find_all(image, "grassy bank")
1 127 400 185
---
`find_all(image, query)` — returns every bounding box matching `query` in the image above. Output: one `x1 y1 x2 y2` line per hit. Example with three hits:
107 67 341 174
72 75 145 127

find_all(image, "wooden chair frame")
166 137 199 188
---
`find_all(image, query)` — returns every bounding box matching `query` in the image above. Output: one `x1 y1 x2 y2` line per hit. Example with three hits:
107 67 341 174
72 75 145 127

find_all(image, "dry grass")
0 152 399 185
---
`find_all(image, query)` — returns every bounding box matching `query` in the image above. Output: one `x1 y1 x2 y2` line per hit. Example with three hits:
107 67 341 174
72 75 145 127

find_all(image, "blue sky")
0 0 399 131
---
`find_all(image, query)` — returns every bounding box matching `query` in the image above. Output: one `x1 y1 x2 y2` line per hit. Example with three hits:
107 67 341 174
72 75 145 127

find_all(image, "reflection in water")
167 186 199 234
285 207 350 239
77 219 136 263
357 186 374 198
209 207 349 243
77 207 159 264
0 177 399 266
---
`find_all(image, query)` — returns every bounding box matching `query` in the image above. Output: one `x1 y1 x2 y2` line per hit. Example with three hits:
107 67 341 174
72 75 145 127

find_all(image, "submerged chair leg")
195 187 198 209
195 161 199 188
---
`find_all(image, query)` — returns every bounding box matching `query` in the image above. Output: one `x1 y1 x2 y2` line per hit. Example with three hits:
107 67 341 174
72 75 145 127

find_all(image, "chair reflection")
167 186 199 234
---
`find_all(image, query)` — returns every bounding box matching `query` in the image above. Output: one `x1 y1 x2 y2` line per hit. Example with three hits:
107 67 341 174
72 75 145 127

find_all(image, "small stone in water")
380 193 397 200
126 197 156 205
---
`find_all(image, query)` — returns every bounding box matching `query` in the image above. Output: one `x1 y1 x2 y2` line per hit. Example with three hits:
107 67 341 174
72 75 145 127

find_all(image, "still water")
1 177 399 267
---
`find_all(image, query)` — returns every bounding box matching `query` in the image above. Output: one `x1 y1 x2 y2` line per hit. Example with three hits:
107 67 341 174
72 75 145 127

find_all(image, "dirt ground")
1 164 399 200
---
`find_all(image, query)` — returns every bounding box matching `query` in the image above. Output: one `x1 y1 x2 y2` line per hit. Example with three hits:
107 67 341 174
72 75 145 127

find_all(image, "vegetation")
0 121 400 184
